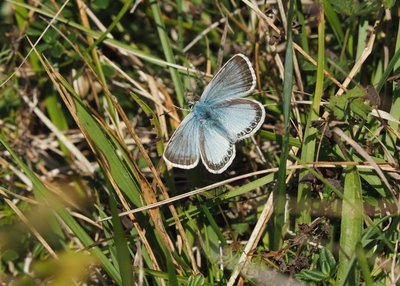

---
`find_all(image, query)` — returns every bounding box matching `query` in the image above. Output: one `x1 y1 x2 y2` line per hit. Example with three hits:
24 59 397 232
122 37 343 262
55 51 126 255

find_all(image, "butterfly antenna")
158 106 189 119
172 105 190 112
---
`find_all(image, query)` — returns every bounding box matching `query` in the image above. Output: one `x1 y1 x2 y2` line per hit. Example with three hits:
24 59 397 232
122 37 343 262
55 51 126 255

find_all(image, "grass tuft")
0 1 398 285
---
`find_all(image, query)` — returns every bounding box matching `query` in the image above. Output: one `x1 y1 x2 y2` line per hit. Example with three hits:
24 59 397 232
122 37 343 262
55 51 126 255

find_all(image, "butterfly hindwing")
210 98 265 141
163 112 200 169
198 122 236 174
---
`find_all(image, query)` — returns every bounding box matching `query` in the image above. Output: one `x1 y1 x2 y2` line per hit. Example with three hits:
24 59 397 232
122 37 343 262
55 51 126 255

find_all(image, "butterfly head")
186 91 201 108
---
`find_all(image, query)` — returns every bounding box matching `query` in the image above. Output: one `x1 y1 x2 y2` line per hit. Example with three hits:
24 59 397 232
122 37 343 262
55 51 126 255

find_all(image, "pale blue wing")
211 98 265 141
199 122 236 174
200 54 256 103
163 112 200 169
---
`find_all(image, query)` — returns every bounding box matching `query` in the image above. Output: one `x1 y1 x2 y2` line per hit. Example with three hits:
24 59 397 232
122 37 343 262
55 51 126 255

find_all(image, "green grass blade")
356 242 374 286
86 0 134 53
355 20 368 62
336 166 363 285
259 130 301 148
150 0 185 107
110 194 133 286
324 0 344 44
45 91 70 156
376 44 400 93
54 72 143 206
296 2 325 224
162 241 179 286
13 0 40 71
296 0 310 53
130 92 164 156
385 20 400 160
176 0 184 50
273 0 295 249
222 173 275 200
197 197 227 246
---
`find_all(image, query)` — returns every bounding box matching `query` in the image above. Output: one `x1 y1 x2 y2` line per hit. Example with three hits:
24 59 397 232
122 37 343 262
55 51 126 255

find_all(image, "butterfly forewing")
200 54 256 103
198 124 236 174
163 113 200 169
210 98 265 140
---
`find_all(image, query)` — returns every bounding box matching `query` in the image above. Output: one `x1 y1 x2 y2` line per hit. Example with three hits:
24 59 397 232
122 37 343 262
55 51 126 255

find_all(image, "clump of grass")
0 1 399 285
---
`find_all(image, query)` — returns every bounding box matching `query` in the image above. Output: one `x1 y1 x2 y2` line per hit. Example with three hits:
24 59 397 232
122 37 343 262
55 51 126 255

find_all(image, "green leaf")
383 0 396 8
350 98 372 120
321 260 331 277
330 0 380 17
358 169 387 197
197 197 227 246
53 71 143 207
50 42 64 58
102 63 117 78
363 195 378 207
232 223 250 236
328 94 348 120
0 87 20 109
92 0 110 9
320 248 336 276
3 249 19 261
150 0 185 107
163 243 179 286
344 86 365 99
296 269 326 282
327 86 372 120
26 25 44 36
36 43 49 53
187 274 205 286
42 28 58 44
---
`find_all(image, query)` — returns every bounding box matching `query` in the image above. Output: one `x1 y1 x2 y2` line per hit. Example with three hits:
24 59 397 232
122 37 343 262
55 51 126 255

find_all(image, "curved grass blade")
273 0 295 249
110 194 133 286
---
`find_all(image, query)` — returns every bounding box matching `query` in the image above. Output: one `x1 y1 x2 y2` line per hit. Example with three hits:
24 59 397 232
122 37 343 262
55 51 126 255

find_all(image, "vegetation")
0 0 399 285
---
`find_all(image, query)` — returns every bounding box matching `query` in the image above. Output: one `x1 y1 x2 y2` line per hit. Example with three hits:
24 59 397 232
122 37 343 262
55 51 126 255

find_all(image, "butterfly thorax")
192 101 213 121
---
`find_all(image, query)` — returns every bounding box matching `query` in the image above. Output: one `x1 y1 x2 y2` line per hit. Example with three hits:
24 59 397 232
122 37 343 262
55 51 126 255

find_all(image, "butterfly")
163 54 265 174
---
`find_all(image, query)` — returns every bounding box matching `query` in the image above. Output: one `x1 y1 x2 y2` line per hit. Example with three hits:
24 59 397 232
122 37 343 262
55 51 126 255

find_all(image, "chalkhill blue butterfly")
163 54 265 174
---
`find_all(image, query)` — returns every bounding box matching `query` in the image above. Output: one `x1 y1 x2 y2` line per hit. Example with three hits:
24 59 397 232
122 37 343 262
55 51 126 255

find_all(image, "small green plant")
296 248 337 285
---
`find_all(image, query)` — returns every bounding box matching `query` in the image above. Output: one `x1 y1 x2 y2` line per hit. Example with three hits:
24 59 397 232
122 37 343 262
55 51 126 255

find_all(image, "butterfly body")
193 101 213 121
163 54 265 174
